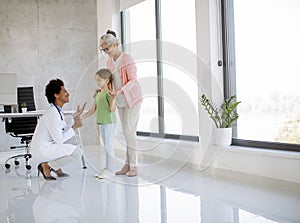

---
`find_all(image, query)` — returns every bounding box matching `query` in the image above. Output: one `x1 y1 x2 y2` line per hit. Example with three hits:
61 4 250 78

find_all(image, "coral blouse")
107 53 143 108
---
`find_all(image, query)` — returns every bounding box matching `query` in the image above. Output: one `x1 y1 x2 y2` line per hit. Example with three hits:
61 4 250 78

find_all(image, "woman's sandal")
115 164 130 175
127 167 137 177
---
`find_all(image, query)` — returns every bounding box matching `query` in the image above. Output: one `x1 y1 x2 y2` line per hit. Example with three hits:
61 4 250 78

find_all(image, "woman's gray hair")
100 33 120 46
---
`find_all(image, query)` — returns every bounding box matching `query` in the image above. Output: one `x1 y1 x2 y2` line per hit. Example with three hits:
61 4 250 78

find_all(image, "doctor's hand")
72 103 86 130
74 103 86 118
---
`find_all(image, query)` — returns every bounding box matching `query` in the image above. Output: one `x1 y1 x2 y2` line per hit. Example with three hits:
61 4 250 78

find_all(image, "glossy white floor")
0 146 300 223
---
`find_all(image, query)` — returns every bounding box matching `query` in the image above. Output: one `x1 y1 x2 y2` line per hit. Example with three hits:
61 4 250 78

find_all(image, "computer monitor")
0 73 17 105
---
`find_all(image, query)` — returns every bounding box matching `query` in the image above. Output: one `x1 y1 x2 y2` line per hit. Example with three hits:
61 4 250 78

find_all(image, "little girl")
82 69 116 177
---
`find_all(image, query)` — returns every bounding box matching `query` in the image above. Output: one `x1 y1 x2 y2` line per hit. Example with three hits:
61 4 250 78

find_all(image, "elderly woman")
99 30 142 177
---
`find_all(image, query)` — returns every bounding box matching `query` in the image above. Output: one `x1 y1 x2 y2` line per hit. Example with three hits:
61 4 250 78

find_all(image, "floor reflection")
1 147 300 223
32 180 82 223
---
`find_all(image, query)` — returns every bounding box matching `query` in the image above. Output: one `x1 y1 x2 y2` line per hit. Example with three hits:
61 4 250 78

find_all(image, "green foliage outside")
275 116 300 144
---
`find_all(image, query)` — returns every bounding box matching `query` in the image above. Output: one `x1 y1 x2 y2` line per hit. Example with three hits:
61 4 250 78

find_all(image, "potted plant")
21 102 27 113
200 94 241 146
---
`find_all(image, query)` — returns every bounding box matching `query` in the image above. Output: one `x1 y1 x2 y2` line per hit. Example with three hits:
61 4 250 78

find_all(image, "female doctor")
30 79 86 180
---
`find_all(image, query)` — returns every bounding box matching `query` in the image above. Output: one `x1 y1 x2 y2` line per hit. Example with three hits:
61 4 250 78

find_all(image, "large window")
161 0 198 136
122 0 199 140
121 0 158 133
224 0 300 151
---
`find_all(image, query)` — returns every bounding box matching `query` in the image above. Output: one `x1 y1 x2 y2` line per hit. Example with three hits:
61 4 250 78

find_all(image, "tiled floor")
0 146 300 223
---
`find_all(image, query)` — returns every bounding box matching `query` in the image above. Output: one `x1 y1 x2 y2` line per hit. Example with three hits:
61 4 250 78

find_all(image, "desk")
0 110 74 136
0 110 74 120
0 111 45 120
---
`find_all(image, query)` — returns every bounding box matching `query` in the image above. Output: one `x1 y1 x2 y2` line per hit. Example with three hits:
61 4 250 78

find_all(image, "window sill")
137 135 199 147
219 144 300 160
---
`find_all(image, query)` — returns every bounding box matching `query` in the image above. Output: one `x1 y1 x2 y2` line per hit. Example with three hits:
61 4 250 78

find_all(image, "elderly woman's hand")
93 89 101 98
109 89 122 98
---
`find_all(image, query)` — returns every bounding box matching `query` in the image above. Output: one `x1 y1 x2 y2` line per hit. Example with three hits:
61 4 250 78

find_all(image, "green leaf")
200 94 241 128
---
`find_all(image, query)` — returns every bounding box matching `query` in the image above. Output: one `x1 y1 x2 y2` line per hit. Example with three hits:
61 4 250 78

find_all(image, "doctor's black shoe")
37 164 56 181
50 168 70 177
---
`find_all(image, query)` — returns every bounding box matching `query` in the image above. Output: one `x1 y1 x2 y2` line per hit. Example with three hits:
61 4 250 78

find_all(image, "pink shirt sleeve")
107 54 143 108
121 54 142 107
122 54 137 81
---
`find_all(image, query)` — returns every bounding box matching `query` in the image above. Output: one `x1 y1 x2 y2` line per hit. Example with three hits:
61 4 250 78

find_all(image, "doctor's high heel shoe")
37 163 56 181
50 168 70 177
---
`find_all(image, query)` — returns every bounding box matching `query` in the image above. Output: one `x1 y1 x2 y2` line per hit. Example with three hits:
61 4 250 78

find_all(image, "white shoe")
94 173 103 179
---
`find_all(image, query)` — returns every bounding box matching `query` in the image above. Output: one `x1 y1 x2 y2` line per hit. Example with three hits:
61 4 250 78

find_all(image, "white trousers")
99 123 115 171
117 102 141 167
48 147 81 170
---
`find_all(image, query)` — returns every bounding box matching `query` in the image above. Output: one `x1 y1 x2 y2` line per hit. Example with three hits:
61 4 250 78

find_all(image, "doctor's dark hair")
45 78 64 104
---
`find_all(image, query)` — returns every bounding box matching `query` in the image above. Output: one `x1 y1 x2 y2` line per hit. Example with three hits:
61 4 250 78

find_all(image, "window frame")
120 0 199 142
222 0 300 152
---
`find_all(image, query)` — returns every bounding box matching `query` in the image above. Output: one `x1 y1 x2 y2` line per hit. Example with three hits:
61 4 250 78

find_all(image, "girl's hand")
109 91 117 112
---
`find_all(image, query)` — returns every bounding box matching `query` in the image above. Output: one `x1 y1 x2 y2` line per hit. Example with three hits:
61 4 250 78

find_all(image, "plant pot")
21 107 27 113
213 127 232 146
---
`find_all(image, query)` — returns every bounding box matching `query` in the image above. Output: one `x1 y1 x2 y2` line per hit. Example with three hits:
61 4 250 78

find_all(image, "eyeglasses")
100 45 112 52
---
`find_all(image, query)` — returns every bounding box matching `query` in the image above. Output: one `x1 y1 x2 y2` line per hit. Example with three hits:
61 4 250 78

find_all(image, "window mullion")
222 0 237 137
155 0 164 134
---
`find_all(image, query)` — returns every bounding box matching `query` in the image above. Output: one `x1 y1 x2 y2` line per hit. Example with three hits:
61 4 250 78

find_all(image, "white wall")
0 0 99 147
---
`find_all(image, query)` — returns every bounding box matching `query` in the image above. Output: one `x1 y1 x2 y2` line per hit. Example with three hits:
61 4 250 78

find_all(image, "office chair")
4 87 38 170
17 87 36 112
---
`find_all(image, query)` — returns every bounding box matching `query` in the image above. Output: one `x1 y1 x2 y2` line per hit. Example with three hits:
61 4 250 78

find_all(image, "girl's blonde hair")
95 68 113 90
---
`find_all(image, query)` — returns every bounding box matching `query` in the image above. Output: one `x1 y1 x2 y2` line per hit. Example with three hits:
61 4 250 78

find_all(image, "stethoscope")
53 104 65 131
53 104 63 121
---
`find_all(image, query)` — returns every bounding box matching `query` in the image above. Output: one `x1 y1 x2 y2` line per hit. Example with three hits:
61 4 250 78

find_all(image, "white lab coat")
30 105 77 166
